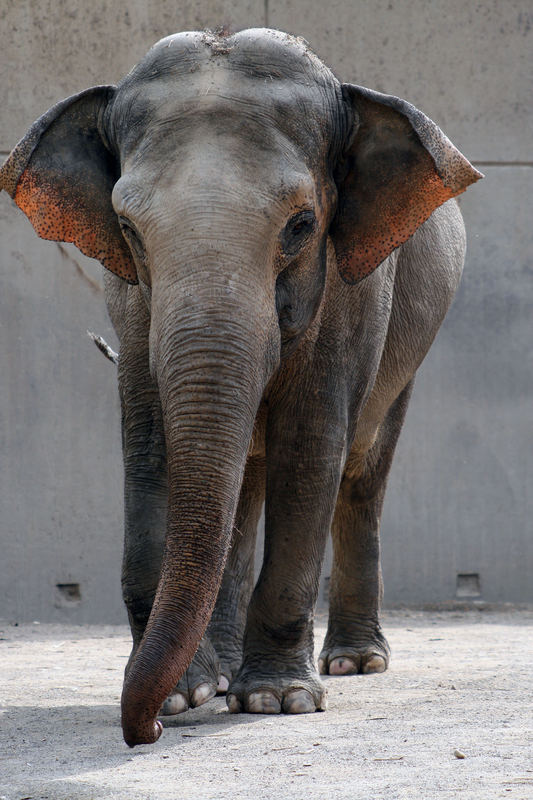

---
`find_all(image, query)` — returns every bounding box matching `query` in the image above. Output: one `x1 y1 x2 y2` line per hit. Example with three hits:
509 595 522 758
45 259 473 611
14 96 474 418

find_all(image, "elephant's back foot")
158 636 220 716
318 624 390 676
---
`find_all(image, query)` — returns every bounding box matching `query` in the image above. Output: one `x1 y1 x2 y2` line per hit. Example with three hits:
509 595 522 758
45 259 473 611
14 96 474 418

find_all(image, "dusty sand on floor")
1 609 532 800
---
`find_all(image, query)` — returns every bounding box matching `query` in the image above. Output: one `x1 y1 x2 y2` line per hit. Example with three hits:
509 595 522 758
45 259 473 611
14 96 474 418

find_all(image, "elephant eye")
281 210 316 256
118 217 150 284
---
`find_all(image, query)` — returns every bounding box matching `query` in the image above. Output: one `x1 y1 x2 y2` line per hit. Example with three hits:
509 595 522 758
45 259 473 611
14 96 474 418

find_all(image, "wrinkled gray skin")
1 28 481 746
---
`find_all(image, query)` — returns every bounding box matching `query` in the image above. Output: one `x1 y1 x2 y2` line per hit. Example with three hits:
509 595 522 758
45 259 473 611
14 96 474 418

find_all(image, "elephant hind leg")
319 380 414 676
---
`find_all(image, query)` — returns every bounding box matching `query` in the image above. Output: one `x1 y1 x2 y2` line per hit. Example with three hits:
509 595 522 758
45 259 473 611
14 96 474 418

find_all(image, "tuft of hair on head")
202 24 237 55
212 23 234 38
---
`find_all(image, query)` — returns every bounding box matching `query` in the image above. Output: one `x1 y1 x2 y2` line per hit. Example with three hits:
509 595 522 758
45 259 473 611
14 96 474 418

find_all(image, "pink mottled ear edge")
0 86 138 285
331 84 483 285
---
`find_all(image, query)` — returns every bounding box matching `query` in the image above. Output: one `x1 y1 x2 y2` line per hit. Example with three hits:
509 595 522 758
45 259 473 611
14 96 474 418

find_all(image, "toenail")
226 693 242 713
247 691 281 714
282 689 316 714
362 655 387 673
161 693 188 715
329 656 358 675
217 675 230 695
192 683 215 707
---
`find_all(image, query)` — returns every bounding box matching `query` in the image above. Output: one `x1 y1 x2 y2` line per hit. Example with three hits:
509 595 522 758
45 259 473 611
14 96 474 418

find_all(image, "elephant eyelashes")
281 210 316 256
118 217 150 284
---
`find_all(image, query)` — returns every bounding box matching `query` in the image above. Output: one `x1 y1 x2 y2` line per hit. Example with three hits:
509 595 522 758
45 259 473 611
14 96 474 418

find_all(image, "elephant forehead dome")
120 28 336 88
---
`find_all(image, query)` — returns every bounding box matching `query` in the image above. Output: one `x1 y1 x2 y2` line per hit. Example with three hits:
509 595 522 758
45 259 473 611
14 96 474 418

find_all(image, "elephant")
0 28 481 747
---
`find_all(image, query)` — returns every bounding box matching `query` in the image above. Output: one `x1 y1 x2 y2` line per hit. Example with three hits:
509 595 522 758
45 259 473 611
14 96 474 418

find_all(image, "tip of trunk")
122 702 164 747
119 603 214 747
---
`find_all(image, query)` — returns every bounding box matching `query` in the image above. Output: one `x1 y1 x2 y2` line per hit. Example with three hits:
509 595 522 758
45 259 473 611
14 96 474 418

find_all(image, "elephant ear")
0 86 138 284
331 84 483 284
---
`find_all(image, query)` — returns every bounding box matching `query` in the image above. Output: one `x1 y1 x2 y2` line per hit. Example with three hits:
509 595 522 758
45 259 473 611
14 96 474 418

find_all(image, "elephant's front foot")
226 660 327 715
318 617 390 676
159 636 220 715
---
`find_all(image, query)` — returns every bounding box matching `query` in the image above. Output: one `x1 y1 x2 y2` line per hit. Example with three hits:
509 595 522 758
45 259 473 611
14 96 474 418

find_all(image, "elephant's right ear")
0 86 138 284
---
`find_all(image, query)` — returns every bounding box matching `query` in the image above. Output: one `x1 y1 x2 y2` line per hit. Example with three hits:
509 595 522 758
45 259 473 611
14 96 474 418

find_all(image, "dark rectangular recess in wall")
456 573 481 598
56 583 81 602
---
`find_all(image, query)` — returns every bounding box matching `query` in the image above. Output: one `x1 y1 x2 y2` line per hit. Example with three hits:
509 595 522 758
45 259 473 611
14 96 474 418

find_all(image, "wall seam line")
472 161 533 167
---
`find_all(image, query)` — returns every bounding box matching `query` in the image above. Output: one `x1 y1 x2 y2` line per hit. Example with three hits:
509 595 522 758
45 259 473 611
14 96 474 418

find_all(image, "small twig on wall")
87 331 119 365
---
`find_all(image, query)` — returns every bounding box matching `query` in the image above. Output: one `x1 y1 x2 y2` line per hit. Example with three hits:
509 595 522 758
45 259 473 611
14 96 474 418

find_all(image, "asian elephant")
0 28 481 746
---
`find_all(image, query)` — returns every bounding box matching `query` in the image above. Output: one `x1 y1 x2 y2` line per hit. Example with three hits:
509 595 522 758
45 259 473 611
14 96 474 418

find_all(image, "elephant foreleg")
121 409 167 664
227 388 346 715
118 289 167 670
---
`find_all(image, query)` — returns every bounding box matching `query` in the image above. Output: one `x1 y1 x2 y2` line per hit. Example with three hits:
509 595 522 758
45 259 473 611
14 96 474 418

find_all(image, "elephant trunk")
121 283 277 746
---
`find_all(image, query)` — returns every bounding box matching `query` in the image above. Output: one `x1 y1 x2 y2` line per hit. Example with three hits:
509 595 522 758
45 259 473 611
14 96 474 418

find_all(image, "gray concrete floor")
1 610 532 800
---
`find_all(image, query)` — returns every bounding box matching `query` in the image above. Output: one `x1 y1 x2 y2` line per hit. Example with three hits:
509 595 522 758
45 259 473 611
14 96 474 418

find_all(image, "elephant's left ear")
331 84 483 284
0 86 138 284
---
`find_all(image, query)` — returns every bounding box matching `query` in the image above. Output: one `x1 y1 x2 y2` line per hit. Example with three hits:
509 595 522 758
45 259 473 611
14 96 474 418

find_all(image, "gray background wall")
1 1 531 622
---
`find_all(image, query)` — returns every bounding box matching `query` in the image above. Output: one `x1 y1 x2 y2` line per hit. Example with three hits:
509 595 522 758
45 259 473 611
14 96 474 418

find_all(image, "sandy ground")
1 610 532 800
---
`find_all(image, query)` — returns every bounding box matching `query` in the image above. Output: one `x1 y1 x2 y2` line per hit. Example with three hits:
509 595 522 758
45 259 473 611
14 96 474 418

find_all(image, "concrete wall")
1 1 531 622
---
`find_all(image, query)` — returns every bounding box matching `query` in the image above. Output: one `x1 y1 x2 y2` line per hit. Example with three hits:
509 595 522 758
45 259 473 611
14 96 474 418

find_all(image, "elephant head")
0 29 481 745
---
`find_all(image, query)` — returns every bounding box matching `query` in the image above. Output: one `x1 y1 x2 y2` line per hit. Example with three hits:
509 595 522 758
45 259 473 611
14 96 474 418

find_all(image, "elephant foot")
200 649 239 696
207 628 245 695
318 620 390 676
159 636 220 716
226 662 327 714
